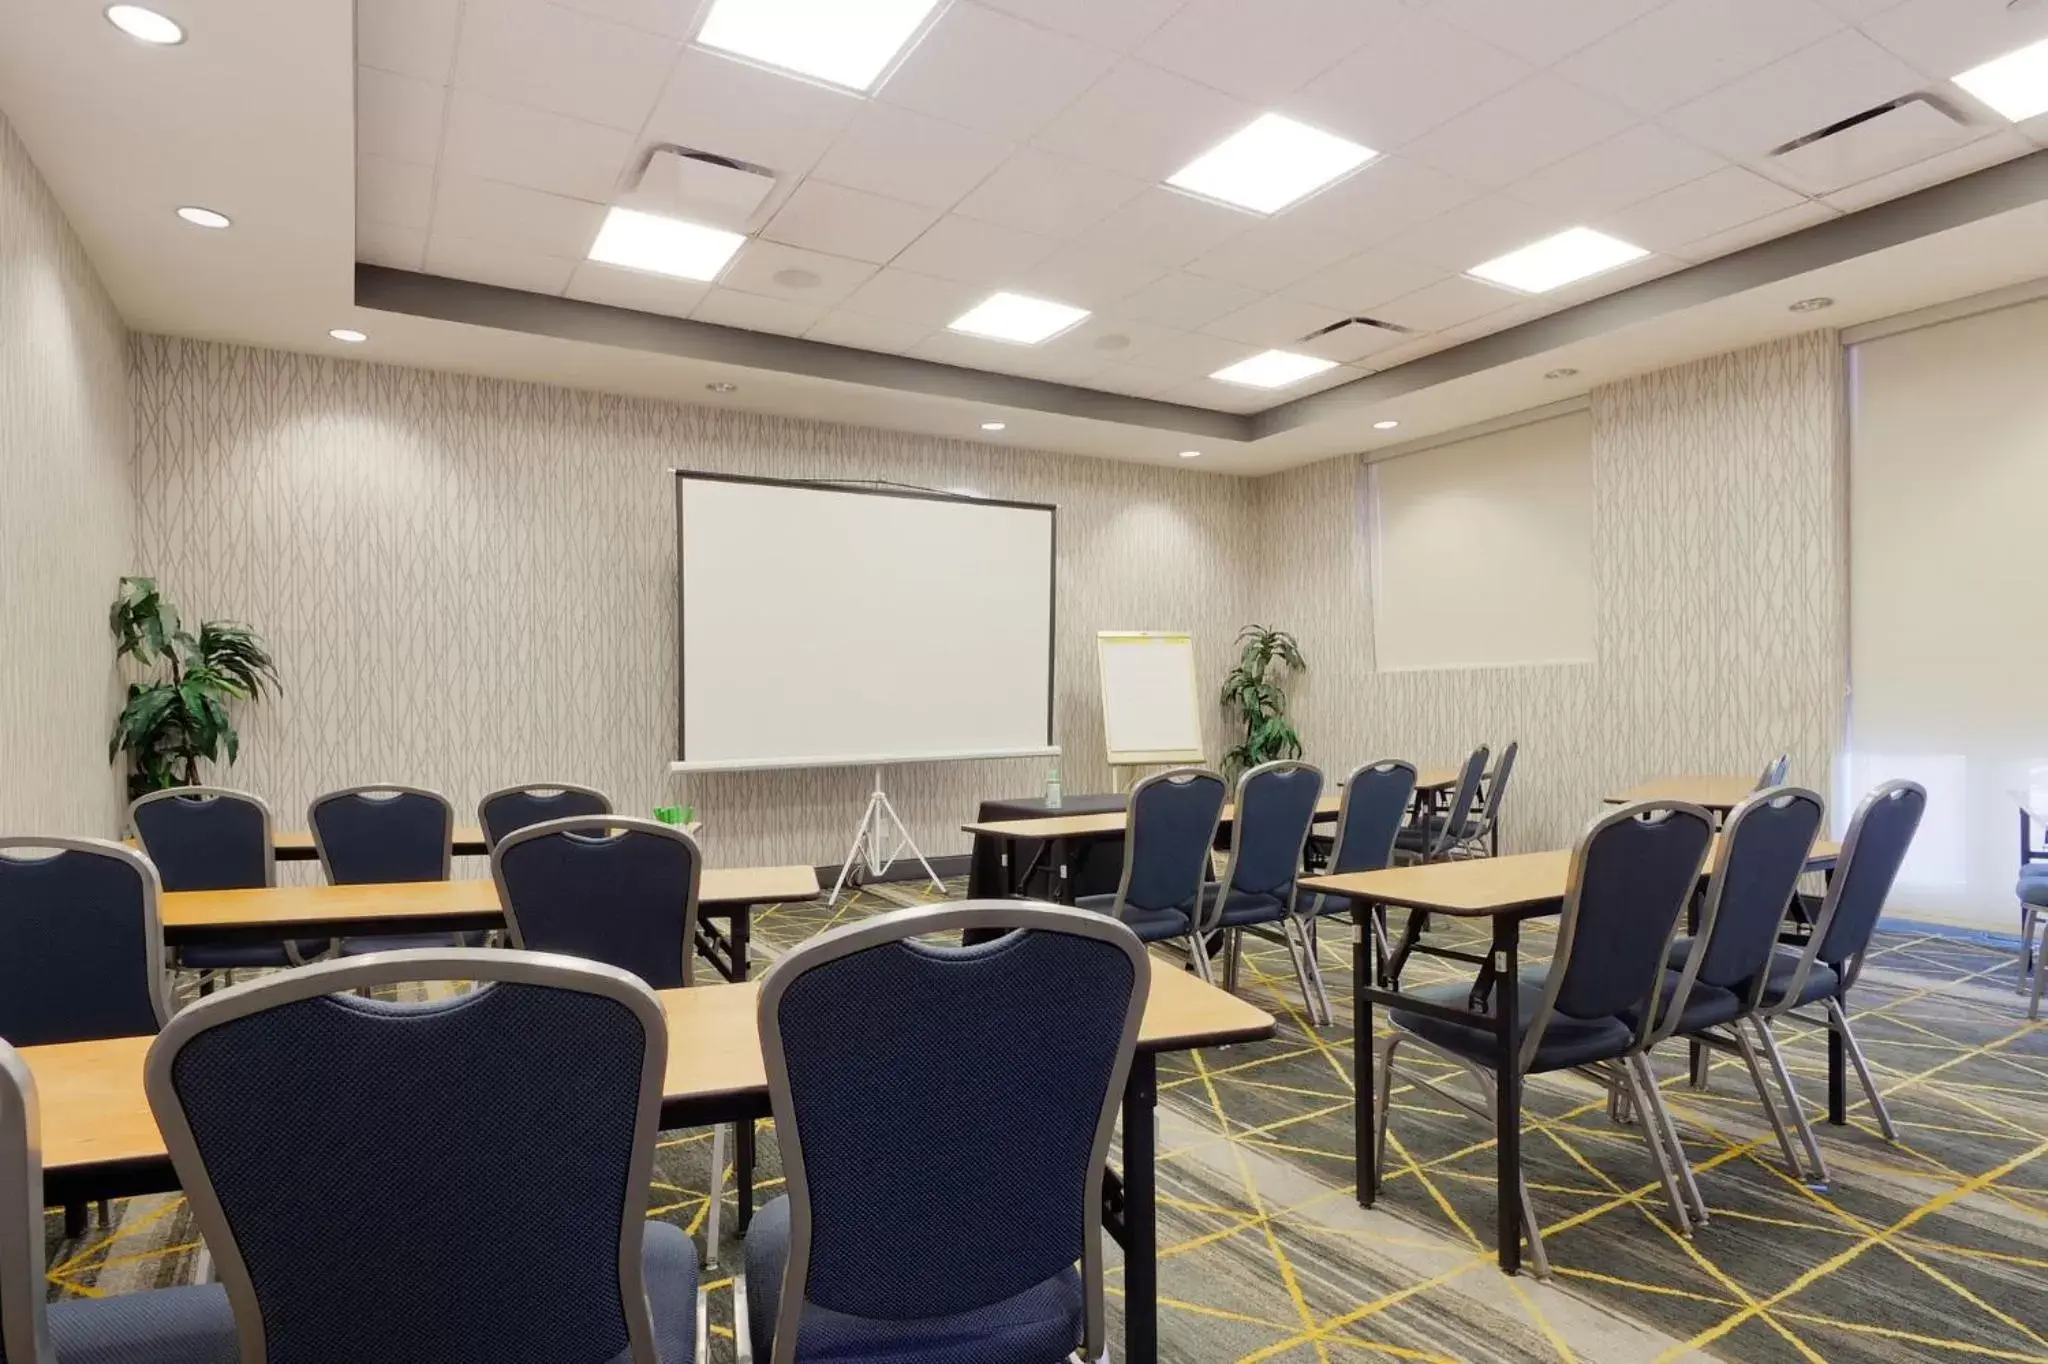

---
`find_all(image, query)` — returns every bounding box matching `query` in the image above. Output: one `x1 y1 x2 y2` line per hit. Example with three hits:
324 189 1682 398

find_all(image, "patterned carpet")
45 880 2048 1362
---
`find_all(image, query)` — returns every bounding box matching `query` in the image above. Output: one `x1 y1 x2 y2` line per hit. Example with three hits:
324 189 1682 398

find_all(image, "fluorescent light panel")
588 208 745 282
949 292 1090 345
696 0 943 92
1211 350 1337 389
1168 113 1376 215
1466 226 1647 294
1954 36 2048 123
105 5 183 44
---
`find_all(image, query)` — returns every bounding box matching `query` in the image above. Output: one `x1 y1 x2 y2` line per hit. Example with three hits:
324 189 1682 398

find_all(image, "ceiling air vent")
1767 94 1977 195
619 146 779 233
1298 316 1415 363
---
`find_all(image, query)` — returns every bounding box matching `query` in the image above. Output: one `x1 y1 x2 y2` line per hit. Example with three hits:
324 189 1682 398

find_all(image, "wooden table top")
1603 775 1761 810
1300 839 1841 917
24 968 1274 1179
273 826 490 857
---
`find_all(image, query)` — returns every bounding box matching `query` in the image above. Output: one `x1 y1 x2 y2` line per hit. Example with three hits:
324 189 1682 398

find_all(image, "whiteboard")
1097 632 1205 766
673 473 1058 772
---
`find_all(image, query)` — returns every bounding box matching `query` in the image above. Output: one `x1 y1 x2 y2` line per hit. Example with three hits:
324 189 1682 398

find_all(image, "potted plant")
108 577 280 799
1219 625 1306 779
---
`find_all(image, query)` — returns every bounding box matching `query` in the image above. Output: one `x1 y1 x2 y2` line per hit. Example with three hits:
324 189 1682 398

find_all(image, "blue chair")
1756 753 1791 790
741 902 1145 1364
145 949 702 1363
1297 759 1418 1023
1377 801 1717 1277
1199 762 1324 1016
0 838 170 1048
1395 744 1491 863
130 786 329 986
1460 739 1518 857
308 785 481 954
2023 869 2047 1020
477 782 612 851
1074 767 1225 980
1 1041 238 1363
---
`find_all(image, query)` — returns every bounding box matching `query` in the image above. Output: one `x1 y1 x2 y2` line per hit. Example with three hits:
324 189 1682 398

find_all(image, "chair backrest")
1526 802 1715 1067
1756 753 1791 791
1430 745 1491 859
1659 787 1824 1035
1328 761 1418 876
129 786 275 892
477 783 612 851
1812 779 1927 974
493 817 702 989
307 785 452 884
759 902 1145 1364
1475 740 1520 833
146 950 669 1364
0 1042 48 1364
0 838 169 1046
1211 762 1323 920
1112 767 1226 918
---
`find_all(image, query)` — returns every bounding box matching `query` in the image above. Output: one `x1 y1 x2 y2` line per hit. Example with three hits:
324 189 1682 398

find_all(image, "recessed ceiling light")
696 0 943 92
1167 113 1377 216
1093 334 1132 352
175 206 230 229
328 329 367 344
981 421 1006 432
1954 35 2048 122
1789 296 1835 313
1179 450 1201 459
949 292 1090 345
1467 227 1648 294
1545 367 1580 380
105 5 184 44
1373 420 1400 431
588 208 744 282
772 267 822 290
707 382 738 394
1211 350 1338 390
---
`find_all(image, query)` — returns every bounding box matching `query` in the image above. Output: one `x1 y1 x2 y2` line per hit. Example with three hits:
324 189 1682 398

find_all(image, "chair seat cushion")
338 932 490 955
178 940 329 970
641 1220 700 1364
1390 974 1634 1074
48 1283 238 1364
745 1196 1082 1364
1201 885 1286 927
1617 969 1743 1034
2019 869 2048 904
1073 894 1191 943
1755 949 1841 1009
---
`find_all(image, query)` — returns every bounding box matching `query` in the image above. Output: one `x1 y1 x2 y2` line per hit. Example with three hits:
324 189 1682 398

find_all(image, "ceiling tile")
1085 362 1189 398
804 311 932 354
425 236 577 294
356 0 460 81
718 241 879 307
441 93 633 204
1161 378 1276 413
1600 164 1808 252
565 261 710 317
811 103 1016 210
1821 128 2033 211
356 68 446 165
1384 194 1580 272
1668 198 1837 261
839 269 989 328
761 182 942 265
1400 75 1636 186
1814 0 1906 17
890 214 1062 285
644 48 863 177
1860 0 2048 83
432 174 608 257
1015 244 1169 309
1030 60 1253 181
1278 154 1483 248
1287 12 1533 152
978 0 1188 53
1429 0 1664 66
1296 320 1409 363
357 221 427 271
1663 29 1930 161
357 155 434 231
1283 249 1445 313
1558 0 1844 116
1134 0 1402 102
1043 315 1186 367
452 0 679 132
879 4 1118 141
1374 275 1517 332
1202 295 1346 347
1507 125 1727 217
1115 271 1264 329
1182 212 1366 292
692 288 827 336
1085 187 1256 268
1140 329 1261 378
909 330 1108 382
953 149 1149 239
548 0 697 39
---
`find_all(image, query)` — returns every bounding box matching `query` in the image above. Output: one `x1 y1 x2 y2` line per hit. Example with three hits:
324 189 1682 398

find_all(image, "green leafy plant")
1220 625 1306 779
108 576 279 798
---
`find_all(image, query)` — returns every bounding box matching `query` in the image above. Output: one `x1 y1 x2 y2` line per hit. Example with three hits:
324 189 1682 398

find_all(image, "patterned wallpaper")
0 114 132 838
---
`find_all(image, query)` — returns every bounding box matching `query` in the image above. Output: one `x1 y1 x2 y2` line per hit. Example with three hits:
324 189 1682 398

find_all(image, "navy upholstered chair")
1756 753 1791 791
0 838 170 1048
1461 739 1519 857
493 817 702 989
1377 802 1716 1276
1198 761 1324 1014
1396 744 1489 864
145 949 702 1364
2023 864 2048 1020
1297 760 1418 1023
1075 767 1225 979
308 785 479 954
2 1042 238 1364
478 782 612 851
741 902 1145 1364
130 787 328 987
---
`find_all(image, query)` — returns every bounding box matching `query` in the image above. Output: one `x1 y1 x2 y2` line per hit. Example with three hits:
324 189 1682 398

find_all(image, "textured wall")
0 114 132 837
130 336 1256 869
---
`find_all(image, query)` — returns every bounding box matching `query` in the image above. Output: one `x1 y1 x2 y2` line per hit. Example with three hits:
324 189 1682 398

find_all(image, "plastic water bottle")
1046 765 1064 810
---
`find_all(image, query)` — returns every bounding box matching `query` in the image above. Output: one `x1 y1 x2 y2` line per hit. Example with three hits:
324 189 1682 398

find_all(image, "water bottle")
1046 764 1064 810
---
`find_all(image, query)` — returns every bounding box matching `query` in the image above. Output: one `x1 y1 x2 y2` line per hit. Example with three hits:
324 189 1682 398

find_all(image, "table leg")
1827 1026 1846 1126
730 905 751 984
1355 900 1377 1209
1054 836 1073 905
735 1116 756 1236
1493 916 1523 1276
1122 1051 1159 1364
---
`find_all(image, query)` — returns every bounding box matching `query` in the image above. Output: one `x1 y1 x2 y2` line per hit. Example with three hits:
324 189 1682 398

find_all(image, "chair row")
0 902 1145 1363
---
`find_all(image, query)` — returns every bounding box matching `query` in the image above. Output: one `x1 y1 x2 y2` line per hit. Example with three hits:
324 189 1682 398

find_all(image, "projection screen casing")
673 472 1057 772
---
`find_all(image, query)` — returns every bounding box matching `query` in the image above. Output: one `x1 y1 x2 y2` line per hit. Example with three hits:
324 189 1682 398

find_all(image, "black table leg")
1356 899 1377 1208
1493 915 1523 1276
64 1202 86 1238
1122 1051 1158 1364
1053 836 1073 905
1827 1025 1847 1125
730 906 751 983
735 1117 755 1236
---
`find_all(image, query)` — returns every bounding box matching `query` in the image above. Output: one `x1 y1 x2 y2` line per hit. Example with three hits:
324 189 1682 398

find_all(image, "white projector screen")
673 473 1057 772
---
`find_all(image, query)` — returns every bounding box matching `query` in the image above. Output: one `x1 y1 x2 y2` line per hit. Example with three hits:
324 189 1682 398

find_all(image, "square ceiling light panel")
1466 226 1646 293
1167 113 1377 215
588 208 746 281
1211 349 1338 389
949 291 1091 344
696 0 946 92
1954 36 2048 123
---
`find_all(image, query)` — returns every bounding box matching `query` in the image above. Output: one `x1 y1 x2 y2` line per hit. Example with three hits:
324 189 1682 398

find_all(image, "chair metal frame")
306 784 455 883
144 947 703 1364
743 901 1147 1364
0 1041 50 1364
1298 760 1418 1027
0 835 173 1033
1203 761 1324 1018
1453 740 1518 859
1755 753 1791 791
1096 766 1226 983
477 782 613 851
130 785 326 977
1414 745 1491 864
